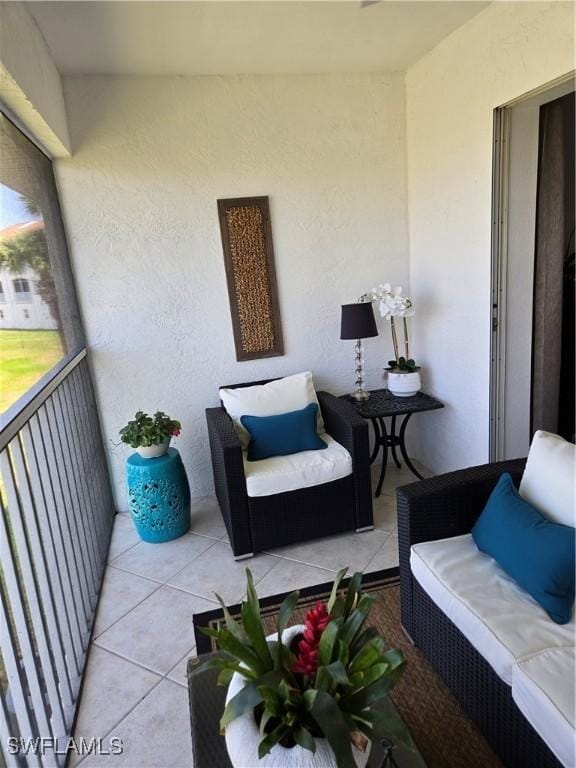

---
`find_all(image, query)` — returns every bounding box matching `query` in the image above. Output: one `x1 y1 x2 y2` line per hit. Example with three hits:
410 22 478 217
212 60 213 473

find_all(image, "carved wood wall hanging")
217 196 284 361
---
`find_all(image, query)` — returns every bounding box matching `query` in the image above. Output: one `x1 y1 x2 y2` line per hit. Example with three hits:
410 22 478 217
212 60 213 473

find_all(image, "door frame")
489 104 510 462
489 71 576 462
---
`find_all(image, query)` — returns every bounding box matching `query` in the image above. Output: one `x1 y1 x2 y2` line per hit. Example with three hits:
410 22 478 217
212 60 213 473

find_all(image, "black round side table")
342 390 444 497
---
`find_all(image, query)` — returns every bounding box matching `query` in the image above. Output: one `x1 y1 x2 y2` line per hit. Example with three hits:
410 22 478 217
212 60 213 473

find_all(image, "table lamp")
340 301 378 401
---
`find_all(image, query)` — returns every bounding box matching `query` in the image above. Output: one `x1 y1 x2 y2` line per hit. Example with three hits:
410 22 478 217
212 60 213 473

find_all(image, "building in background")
0 220 57 329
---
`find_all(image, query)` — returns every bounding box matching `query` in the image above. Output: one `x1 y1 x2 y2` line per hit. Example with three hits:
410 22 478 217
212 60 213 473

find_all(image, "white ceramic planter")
224 625 371 768
387 370 421 398
135 439 171 459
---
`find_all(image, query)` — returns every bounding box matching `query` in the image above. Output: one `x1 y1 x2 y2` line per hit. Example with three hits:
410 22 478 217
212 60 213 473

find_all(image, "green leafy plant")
119 410 181 448
387 357 420 373
194 568 408 768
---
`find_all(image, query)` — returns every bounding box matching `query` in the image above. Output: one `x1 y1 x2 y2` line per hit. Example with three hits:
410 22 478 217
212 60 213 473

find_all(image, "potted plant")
370 284 421 397
195 568 407 768
119 410 181 458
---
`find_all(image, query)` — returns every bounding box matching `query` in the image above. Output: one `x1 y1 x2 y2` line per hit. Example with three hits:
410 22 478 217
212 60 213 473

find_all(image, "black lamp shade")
340 302 378 340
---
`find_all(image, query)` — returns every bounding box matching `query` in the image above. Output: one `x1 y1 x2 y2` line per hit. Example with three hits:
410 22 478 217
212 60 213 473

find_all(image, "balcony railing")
0 349 115 767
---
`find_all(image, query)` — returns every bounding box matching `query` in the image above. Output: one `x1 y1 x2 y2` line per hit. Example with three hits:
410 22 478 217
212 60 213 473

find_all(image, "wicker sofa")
398 458 573 768
206 380 373 559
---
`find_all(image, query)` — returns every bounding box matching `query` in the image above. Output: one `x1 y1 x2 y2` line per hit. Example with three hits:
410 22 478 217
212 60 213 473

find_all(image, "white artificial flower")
394 295 415 317
378 294 396 318
366 282 415 317
378 300 390 319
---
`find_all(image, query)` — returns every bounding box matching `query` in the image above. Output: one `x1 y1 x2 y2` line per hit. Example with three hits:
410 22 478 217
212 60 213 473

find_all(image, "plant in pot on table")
119 410 181 458
194 568 408 768
370 284 421 398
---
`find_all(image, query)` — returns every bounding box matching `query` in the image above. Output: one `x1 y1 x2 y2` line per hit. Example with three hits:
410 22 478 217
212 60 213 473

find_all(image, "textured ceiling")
26 1 490 76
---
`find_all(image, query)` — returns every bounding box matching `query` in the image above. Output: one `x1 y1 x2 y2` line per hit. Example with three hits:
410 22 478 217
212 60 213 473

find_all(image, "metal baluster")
0 682 23 768
1 446 68 753
10 432 74 719
42 398 91 633
0 486 52 766
71 365 108 558
0 593 42 768
75 363 115 558
35 406 89 658
56 381 100 599
51 388 98 608
24 414 83 683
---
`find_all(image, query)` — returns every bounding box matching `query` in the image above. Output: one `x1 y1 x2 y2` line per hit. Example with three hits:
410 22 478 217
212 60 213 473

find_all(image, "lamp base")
351 389 370 401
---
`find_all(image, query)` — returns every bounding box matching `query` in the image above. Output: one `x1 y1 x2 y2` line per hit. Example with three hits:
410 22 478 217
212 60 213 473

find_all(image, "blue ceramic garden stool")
126 448 190 543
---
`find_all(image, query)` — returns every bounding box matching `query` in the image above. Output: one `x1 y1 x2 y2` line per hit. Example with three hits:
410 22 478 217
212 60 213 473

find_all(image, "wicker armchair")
206 383 373 559
397 459 562 768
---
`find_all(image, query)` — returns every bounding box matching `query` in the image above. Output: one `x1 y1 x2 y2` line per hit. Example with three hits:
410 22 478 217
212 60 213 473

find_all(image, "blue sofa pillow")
240 402 327 462
472 473 575 624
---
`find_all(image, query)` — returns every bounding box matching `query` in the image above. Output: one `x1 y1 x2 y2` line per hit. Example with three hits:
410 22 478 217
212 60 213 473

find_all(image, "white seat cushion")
512 647 575 768
410 534 575 685
519 430 575 527
243 435 352 497
220 372 325 450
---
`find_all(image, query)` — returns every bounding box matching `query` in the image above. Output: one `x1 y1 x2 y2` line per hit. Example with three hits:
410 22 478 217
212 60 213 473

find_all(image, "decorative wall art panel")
217 196 284 361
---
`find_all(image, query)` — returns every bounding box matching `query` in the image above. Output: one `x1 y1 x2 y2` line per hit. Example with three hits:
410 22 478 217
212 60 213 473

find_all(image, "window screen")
0 112 85 413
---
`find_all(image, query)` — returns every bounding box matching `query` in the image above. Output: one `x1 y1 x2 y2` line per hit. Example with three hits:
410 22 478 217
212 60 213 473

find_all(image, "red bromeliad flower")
172 427 181 437
292 601 330 677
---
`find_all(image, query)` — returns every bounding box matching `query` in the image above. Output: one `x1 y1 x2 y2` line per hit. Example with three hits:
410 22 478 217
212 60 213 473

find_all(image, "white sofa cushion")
220 372 325 450
243 435 351 497
512 647 575 768
519 430 575 528
410 534 575 685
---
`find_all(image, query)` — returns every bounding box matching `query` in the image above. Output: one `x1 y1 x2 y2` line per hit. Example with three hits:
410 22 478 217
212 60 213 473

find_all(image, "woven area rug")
193 569 503 768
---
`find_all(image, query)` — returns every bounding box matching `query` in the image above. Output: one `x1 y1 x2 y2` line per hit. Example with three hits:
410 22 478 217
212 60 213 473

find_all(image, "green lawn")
0 329 64 414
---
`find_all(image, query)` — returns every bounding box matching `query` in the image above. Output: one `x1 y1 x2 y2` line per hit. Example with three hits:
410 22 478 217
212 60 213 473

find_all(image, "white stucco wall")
405 1 575 474
0 2 70 156
56 74 409 506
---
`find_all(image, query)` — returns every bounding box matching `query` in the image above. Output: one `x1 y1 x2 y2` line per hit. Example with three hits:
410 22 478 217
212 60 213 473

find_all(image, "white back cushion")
519 430 575 527
219 371 325 450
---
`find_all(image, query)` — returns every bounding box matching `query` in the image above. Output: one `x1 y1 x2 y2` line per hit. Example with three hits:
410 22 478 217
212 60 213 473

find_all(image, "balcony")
0 2 573 767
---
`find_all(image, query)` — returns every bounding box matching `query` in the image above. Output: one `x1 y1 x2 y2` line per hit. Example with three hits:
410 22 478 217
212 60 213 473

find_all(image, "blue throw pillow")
240 402 327 462
472 473 575 624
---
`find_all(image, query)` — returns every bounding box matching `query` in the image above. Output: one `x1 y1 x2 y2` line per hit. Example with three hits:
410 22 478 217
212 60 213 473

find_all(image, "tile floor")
72 462 426 767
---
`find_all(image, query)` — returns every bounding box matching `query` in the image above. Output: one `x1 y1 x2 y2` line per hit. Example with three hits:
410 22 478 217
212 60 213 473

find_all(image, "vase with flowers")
194 568 407 768
368 284 421 397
